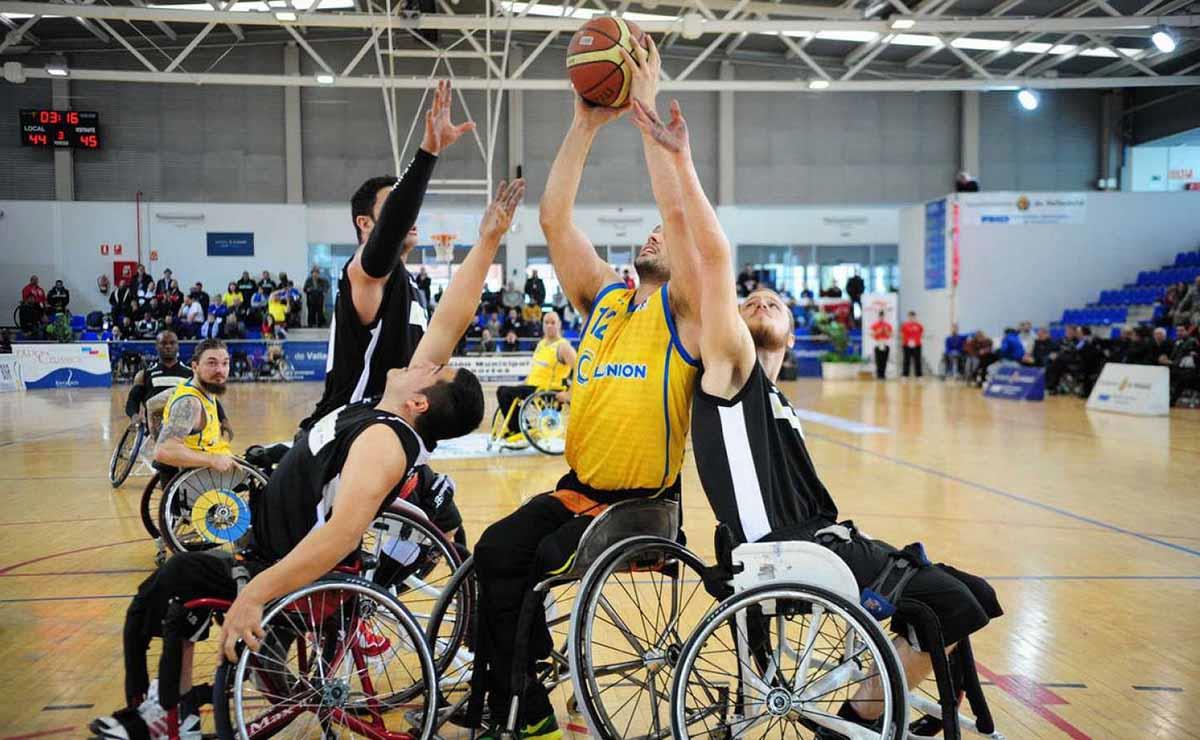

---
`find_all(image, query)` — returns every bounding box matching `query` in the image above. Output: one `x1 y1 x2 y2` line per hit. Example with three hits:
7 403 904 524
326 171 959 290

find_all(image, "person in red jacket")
21 275 46 307
869 311 893 380
901 310 924 377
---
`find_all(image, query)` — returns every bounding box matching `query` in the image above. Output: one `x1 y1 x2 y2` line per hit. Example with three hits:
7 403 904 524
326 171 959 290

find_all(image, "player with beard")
153 338 236 475
632 97 1001 738
469 37 706 739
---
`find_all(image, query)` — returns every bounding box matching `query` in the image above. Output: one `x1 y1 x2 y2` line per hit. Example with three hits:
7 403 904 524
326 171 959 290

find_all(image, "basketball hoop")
432 233 456 263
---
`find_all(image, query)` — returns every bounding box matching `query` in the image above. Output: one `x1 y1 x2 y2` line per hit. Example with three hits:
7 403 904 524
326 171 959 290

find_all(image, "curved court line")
0 539 143 575
808 432 1200 559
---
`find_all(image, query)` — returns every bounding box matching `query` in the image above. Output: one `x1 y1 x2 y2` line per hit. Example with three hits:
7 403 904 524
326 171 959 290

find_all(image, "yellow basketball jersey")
566 283 698 493
162 380 232 455
525 337 571 390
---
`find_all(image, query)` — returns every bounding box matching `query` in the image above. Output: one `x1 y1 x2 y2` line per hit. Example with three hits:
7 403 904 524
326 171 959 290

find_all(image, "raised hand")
480 178 527 242
620 34 660 107
572 94 628 131
630 98 689 155
422 79 476 155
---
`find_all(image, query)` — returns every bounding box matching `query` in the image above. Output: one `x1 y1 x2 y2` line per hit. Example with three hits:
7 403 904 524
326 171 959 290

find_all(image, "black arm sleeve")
125 379 148 417
360 149 438 279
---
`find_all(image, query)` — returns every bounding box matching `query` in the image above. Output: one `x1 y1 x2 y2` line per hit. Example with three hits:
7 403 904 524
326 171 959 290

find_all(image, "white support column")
718 60 735 205
284 43 304 204
505 45 527 278
959 90 980 179
52 76 73 201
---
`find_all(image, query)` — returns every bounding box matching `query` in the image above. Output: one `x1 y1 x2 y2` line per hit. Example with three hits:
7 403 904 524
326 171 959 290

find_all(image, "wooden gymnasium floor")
1 378 1198 739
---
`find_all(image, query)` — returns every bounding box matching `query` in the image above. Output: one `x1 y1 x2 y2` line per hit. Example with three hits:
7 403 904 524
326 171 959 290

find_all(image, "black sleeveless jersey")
691 361 838 544
252 399 430 562
143 360 193 401
301 263 430 429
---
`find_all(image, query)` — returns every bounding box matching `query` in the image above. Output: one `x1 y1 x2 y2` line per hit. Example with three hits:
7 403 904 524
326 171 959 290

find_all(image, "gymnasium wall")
900 191 1200 354
978 91 1100 192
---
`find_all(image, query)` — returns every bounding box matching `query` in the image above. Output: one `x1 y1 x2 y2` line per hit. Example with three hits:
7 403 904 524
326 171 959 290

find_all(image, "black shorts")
821 526 1002 647
127 551 265 643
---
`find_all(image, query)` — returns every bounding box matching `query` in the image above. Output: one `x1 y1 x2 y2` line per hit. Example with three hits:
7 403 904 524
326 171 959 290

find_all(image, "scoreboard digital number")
19 109 101 149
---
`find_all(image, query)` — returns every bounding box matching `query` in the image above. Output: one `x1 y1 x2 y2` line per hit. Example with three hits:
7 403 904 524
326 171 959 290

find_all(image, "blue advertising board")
983 363 1045 402
924 199 946 290
282 341 329 382
206 232 255 257
108 339 327 382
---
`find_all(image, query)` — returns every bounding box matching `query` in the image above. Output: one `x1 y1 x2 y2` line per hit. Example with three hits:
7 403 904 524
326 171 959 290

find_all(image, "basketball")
567 16 648 108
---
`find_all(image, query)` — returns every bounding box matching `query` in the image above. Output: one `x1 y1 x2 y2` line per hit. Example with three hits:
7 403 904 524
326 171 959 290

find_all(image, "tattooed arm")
154 395 237 472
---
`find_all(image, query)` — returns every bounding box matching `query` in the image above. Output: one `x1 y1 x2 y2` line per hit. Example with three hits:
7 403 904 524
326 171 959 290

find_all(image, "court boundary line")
808 432 1200 559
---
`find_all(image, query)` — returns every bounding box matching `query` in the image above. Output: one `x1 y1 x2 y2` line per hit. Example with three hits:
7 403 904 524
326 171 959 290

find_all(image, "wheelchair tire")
213 576 438 740
519 389 568 456
670 581 907 740
109 422 145 488
486 406 506 451
158 461 267 556
569 536 712 740
139 473 163 539
424 556 479 731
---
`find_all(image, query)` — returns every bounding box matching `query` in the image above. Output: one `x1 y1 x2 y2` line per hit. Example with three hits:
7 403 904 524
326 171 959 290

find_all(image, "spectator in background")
1017 321 1035 357
178 295 203 338
249 285 269 321
134 264 154 299
900 310 924 377
113 315 138 340
1169 324 1199 406
161 313 177 338
135 312 158 339
188 282 209 313
521 300 542 325
97 274 111 297
221 282 243 311
22 275 46 307
1176 276 1200 327
304 267 329 327
479 328 496 353
972 331 998 385
267 287 289 327
943 323 966 378
551 286 569 320
47 280 70 313
485 310 502 339
262 313 287 340
144 297 165 323
846 270 866 327
998 327 1025 362
955 170 980 192
501 280 523 311
415 267 432 307
16 295 46 338
1031 327 1054 367
1148 327 1174 366
501 329 521 353
236 271 258 303
869 310 893 380
259 270 277 294
736 263 756 298
283 281 302 328
162 280 184 315
155 268 174 297
110 278 137 323
525 269 546 307
623 269 637 290
198 310 224 340
224 317 245 340
0 328 11 354
503 307 526 337
820 280 843 299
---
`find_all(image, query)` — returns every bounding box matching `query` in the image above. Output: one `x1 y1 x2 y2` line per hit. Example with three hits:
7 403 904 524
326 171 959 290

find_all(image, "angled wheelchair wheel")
139 473 163 539
109 422 145 488
486 406 507 451
670 582 906 740
424 557 479 731
519 389 568 456
213 576 438 739
569 536 713 740
159 461 267 557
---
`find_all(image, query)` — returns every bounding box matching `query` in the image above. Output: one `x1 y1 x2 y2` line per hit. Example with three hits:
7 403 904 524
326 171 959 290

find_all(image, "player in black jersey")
302 79 475 430
125 332 189 421
90 178 523 740
633 99 1001 736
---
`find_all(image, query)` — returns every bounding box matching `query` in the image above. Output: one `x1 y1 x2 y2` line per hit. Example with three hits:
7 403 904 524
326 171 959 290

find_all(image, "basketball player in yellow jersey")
155 338 237 475
471 36 705 739
495 310 577 445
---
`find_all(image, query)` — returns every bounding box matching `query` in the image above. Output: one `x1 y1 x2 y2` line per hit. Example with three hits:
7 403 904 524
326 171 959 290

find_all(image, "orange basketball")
566 16 648 108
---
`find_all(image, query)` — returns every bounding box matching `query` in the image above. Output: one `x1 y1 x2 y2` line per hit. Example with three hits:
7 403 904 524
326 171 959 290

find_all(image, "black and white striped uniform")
251 399 431 562
691 360 838 544
143 361 193 402
301 266 430 430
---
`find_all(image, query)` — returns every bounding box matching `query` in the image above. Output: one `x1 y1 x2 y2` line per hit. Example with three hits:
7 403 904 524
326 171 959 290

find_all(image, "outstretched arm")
354 80 475 280
220 425 407 661
631 99 755 397
539 100 625 315
412 179 526 367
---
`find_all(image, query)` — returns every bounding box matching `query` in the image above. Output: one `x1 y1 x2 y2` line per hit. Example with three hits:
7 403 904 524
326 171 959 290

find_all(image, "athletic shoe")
475 713 562 740
89 698 198 739
502 433 529 450
355 620 393 658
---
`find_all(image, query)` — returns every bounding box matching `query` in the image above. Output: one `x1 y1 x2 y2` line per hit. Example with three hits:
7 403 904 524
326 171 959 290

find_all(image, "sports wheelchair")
110 394 172 488
193 553 440 739
486 389 569 455
668 538 1003 740
425 497 714 739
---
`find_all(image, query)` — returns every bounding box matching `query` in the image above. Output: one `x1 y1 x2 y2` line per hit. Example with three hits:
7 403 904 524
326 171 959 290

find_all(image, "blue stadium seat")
70 314 86 331
81 331 99 340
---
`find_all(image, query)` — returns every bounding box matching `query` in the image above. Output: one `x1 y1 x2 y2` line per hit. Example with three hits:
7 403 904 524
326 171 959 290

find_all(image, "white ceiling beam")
18 65 1200 90
773 24 831 80
91 17 159 71
1083 33 1159 76
904 0 1023 68
284 23 335 73
163 20 214 71
4 3 1196 34
211 0 244 41
127 0 178 41
0 14 40 54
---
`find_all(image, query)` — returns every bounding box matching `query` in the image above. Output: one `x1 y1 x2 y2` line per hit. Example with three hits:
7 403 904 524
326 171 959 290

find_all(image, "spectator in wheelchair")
627 98 1001 738
495 310 576 448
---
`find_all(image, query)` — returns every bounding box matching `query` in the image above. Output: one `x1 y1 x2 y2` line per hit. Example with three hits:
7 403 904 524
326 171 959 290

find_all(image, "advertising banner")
449 354 532 383
1086 363 1170 416
13 343 112 389
207 232 255 257
960 193 1087 226
0 357 24 392
982 362 1045 401
924 199 947 289
282 342 329 382
110 340 327 382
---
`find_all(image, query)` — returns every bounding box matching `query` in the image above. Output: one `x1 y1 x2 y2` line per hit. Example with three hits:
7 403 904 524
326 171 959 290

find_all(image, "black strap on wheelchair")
860 541 931 621
465 582 495 730
698 524 740 601
956 636 995 735
896 598 961 740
